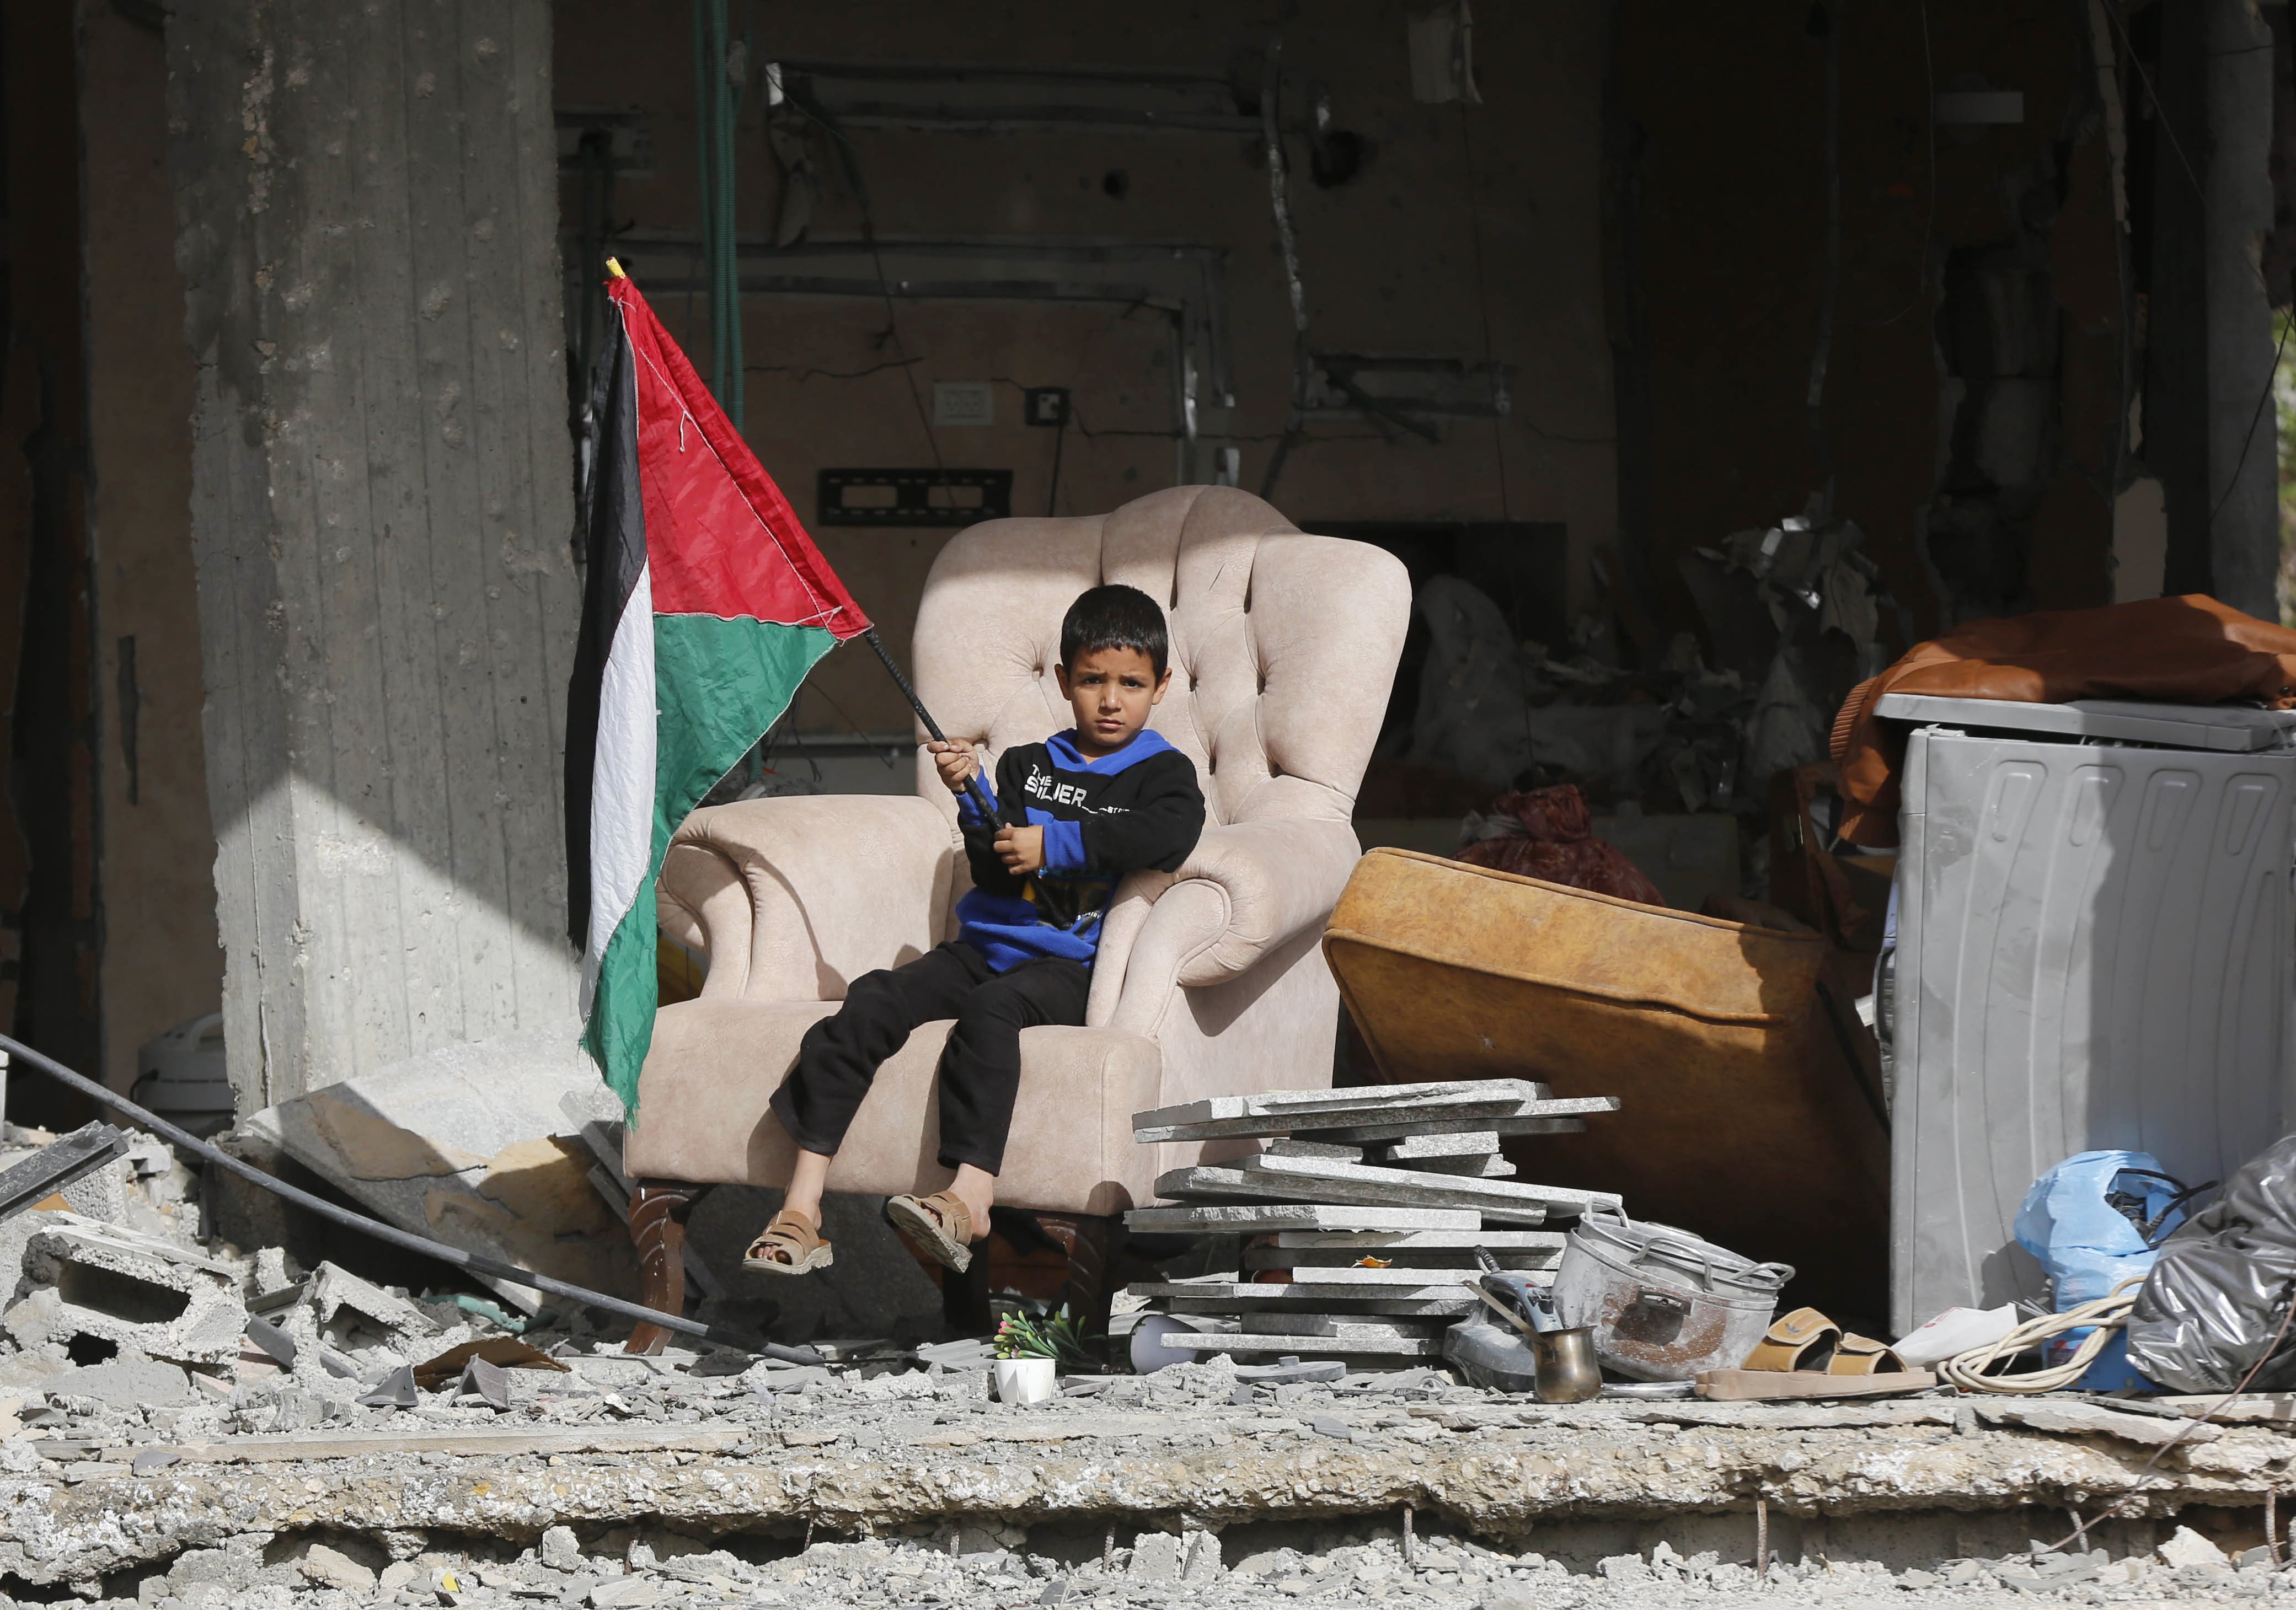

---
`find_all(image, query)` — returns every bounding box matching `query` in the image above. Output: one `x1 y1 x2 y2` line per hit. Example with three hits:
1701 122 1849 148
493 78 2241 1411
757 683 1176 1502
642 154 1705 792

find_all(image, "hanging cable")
1806 0 1843 522
692 0 745 428
1870 0 1935 329
1258 35 1312 500
1456 102 1511 522
779 80 942 468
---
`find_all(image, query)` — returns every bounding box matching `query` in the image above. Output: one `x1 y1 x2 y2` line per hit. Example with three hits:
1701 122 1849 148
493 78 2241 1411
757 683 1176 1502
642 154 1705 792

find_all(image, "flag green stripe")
584 880 660 1111
591 613 841 1115
649 615 841 867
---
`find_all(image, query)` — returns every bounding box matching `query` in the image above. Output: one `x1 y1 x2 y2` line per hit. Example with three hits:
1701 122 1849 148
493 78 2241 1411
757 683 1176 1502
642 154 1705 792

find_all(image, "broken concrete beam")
41 1357 196 1408
4 1219 245 1364
239 1024 637 1314
1132 1080 1548 1143
0 1123 130 1223
1302 1101 1620 1143
1971 1399 2215 1447
1161 1330 1443 1357
1122 1204 1480 1235
1152 1164 1559 1227
2155 1393 2296 1424
36 1423 748 1470
309 1263 440 1355
1237 1153 1619 1219
10 1408 2295 1588
0 1205 71 1310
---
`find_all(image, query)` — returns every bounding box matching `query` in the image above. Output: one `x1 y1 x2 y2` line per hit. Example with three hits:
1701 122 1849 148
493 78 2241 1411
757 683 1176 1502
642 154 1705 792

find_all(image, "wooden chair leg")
1034 1210 1128 1365
625 1182 698 1356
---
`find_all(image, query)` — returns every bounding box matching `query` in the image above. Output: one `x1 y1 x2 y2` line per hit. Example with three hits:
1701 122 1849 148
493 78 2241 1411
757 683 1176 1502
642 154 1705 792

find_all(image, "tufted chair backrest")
910 486 1410 835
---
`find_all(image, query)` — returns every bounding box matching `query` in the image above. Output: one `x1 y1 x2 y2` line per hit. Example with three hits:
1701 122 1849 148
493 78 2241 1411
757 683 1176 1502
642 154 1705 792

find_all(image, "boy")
745 584 1206 1275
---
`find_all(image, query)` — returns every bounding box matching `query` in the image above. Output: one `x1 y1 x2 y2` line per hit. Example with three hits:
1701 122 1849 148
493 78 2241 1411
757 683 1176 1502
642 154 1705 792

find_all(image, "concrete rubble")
4 1218 245 1365
0 1349 2294 1603
0 1109 2290 1608
232 1027 636 1314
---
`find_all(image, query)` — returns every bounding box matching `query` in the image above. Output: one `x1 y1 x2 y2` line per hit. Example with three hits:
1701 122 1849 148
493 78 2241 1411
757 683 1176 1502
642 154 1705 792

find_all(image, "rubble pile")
2 1351 2293 1603
2 1520 2284 1610
1122 1081 1618 1366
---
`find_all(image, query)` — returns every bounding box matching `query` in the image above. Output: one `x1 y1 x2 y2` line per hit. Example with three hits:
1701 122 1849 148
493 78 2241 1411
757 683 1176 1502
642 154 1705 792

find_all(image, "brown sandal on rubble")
1825 1332 1906 1375
1742 1307 1908 1374
1743 1307 1843 1371
885 1191 977 1274
743 1209 833 1275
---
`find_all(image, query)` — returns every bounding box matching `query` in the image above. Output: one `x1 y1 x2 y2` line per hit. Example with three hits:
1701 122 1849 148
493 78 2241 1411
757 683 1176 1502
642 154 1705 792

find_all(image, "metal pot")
1554 1208 1794 1382
1530 1326 1602 1403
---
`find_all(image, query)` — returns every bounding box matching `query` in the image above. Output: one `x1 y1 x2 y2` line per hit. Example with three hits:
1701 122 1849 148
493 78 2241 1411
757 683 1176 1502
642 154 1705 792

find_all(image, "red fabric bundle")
1453 783 1667 906
1833 594 2296 846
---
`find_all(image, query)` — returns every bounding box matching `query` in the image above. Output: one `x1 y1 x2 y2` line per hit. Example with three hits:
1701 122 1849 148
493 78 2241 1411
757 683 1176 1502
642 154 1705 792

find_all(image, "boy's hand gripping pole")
862 627 998 823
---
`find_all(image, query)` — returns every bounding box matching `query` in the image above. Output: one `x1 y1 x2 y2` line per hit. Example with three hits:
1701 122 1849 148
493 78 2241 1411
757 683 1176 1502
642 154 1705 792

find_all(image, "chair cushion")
624 997 1164 1216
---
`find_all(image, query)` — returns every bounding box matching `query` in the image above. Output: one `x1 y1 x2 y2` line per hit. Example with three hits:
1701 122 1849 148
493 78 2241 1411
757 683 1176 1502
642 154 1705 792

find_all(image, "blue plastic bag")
2014 1151 2192 1391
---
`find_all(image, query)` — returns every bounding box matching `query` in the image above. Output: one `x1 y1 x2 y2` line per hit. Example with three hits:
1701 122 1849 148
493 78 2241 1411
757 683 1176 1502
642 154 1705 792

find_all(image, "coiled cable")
1938 1280 2143 1394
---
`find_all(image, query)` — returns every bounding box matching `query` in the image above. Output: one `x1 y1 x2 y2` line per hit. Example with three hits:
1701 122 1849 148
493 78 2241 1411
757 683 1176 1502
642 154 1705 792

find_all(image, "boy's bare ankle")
946 1179 994 1241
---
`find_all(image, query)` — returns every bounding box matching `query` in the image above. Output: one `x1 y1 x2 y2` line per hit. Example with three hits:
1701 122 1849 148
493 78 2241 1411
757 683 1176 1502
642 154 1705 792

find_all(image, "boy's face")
1056 646 1171 756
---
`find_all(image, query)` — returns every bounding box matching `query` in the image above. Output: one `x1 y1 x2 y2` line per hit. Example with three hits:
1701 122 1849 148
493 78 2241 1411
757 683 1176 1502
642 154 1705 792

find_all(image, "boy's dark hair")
1060 584 1169 678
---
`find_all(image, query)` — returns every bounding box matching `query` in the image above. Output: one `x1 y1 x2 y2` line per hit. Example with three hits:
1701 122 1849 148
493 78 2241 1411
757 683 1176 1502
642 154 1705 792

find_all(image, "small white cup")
992 1356 1058 1405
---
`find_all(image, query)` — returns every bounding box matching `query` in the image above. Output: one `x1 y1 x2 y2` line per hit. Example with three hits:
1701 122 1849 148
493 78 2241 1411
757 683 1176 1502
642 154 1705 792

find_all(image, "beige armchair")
618 486 1410 1350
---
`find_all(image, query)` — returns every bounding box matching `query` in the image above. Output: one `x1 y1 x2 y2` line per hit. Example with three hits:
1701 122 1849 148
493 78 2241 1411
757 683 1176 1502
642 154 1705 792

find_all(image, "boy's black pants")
768 941 1091 1176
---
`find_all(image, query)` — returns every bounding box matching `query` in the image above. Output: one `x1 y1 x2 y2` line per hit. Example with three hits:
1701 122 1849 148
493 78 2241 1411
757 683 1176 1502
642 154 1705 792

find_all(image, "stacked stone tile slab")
1123 1080 1618 1365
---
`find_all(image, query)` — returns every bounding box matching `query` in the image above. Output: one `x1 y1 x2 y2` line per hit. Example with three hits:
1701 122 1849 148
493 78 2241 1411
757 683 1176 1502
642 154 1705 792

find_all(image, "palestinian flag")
567 271 869 1113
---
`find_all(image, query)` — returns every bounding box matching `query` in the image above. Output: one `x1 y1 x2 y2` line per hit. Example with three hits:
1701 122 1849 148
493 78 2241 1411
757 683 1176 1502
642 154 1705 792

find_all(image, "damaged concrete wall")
79 0 224 1093
166 0 580 1109
2200 0 2279 620
1 0 103 1115
1619 0 2130 644
552 0 1619 734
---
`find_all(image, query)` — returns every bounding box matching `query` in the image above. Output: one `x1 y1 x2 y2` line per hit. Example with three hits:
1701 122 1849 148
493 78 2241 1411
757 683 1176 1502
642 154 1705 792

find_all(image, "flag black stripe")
564 300 649 947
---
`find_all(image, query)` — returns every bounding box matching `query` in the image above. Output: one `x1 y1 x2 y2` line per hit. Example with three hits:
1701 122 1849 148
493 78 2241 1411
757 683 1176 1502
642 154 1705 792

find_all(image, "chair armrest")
659 795 955 1001
1094 818 1361 1034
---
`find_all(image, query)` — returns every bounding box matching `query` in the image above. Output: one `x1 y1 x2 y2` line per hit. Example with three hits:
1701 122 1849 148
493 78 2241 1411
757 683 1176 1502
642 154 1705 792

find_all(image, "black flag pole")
861 626 999 824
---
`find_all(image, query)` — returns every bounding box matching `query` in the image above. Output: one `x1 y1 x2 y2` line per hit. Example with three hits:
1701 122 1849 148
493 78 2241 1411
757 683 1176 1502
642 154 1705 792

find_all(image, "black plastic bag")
2126 1133 2296 1394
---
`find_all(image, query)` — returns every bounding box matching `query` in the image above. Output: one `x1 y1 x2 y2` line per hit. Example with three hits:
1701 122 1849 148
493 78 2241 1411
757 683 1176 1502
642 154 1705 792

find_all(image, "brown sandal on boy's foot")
743 1209 833 1275
885 1192 976 1274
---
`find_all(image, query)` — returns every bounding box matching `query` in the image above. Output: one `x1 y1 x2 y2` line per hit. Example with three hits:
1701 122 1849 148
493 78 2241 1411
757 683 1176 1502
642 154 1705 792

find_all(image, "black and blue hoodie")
955 728 1206 972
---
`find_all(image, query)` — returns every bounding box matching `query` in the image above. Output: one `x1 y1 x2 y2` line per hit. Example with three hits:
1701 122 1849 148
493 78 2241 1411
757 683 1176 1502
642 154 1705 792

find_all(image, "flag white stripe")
579 562 657 1017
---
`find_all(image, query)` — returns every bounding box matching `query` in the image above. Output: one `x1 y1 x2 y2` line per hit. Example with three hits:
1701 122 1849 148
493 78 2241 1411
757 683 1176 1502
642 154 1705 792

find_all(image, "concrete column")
168 0 580 1110
2204 0 2278 620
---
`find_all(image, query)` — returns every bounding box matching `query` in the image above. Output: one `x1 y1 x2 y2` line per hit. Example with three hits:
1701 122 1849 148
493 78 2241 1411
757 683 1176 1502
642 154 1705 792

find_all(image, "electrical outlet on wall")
932 382 995 427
